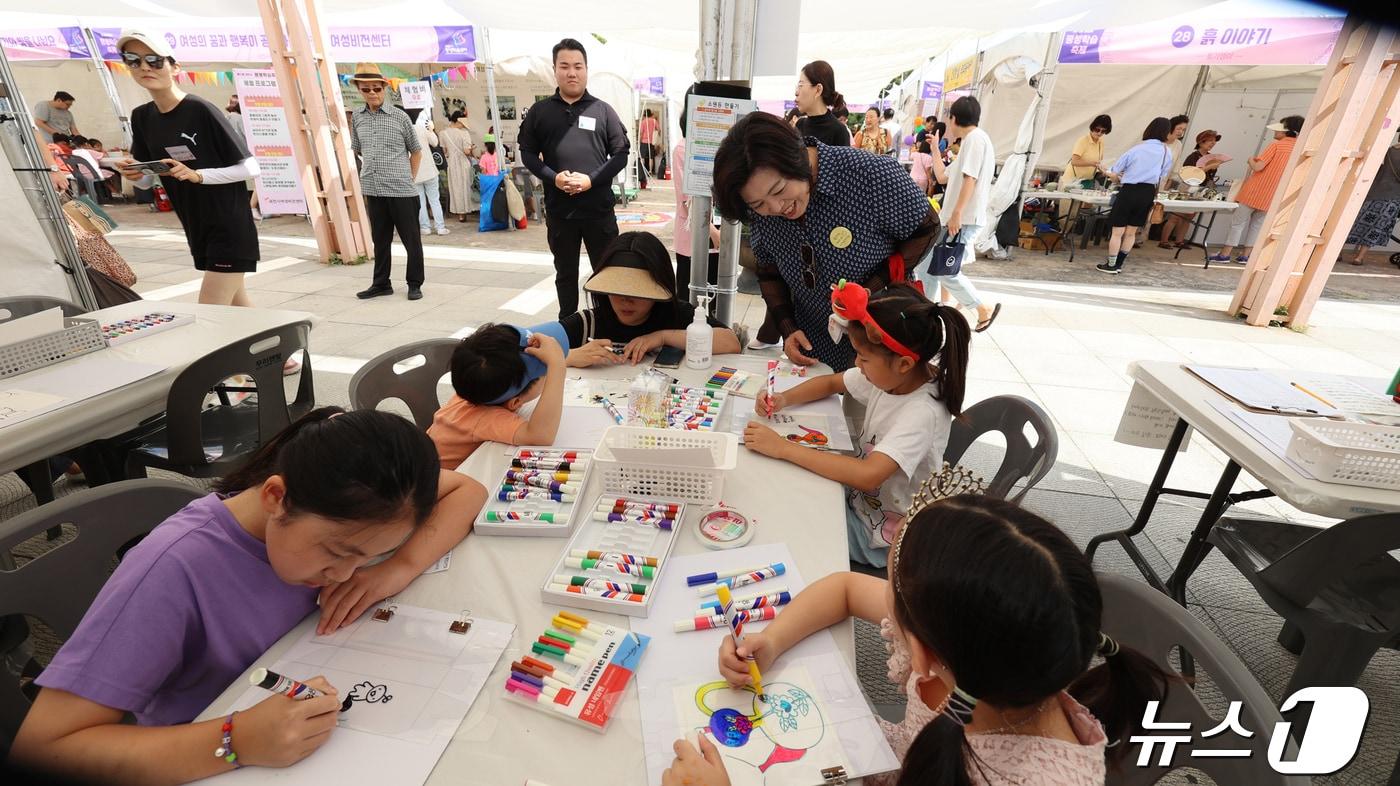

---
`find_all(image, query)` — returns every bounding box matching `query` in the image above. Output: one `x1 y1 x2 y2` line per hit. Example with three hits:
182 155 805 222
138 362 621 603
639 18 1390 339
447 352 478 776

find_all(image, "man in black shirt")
518 38 630 319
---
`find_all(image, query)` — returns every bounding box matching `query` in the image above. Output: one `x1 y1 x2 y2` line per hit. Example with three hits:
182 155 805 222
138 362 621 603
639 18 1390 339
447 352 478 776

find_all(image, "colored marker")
538 633 595 656
599 396 626 424
503 474 581 494
552 613 605 641
696 563 787 596
518 450 580 460
597 501 681 515
498 488 573 503
718 585 766 699
549 583 645 603
687 562 783 587
564 557 657 578
512 458 588 472
603 498 680 512
485 510 567 524
506 680 571 712
554 574 649 594
570 549 660 567
700 589 791 615
674 605 780 633
593 512 675 529
511 660 573 691
250 667 325 700
532 638 594 665
505 469 578 485
766 359 778 418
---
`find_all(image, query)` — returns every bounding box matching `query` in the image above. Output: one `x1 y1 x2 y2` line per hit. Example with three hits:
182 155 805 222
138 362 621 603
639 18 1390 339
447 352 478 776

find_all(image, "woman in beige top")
1065 114 1112 184
853 106 891 155
661 495 1175 786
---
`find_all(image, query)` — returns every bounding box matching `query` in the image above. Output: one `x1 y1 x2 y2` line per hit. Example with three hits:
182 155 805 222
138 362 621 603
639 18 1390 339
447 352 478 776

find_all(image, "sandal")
974 303 1002 333
1157 242 1175 249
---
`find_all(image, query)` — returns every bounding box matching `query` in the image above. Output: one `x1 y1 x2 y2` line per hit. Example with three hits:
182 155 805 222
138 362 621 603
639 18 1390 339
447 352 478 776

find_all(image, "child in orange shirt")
427 322 570 468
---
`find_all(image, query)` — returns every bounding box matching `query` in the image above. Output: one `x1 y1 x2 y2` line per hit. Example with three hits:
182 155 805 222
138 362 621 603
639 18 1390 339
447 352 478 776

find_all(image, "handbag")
927 230 965 277
1149 202 1166 224
431 144 448 172
86 264 142 308
62 194 117 235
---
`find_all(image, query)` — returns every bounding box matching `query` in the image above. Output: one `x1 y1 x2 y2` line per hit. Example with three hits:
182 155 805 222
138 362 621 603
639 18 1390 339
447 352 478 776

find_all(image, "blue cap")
486 321 572 405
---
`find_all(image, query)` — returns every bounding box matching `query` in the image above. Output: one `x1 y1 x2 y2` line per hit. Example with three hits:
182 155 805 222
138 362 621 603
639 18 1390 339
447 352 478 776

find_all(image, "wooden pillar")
256 0 369 262
1229 18 1400 327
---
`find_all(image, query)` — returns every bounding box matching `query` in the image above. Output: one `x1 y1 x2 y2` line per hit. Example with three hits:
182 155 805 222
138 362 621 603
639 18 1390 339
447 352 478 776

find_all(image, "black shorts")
185 214 259 273
1109 183 1158 227
193 257 258 273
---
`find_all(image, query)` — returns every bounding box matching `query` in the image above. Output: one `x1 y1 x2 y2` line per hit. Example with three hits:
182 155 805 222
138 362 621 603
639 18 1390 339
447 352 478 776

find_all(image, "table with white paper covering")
201 354 862 786
0 301 315 472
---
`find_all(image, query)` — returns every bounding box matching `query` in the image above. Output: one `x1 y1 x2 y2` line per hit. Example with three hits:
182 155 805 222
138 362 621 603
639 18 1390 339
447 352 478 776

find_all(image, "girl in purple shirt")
13 408 487 783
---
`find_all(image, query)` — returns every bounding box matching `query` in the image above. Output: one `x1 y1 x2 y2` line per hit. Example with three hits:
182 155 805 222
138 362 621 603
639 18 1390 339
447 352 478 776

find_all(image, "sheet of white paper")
555 404 618 449
1115 381 1192 451
725 377 856 453
1280 371 1399 418
1186 365 1341 417
196 606 512 786
1207 399 1314 479
0 389 66 428
632 544 898 786
0 355 164 430
733 410 836 450
0 307 63 346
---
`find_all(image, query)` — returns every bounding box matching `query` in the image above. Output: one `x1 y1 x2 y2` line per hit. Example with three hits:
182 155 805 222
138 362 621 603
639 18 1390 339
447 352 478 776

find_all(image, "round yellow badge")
829 226 853 249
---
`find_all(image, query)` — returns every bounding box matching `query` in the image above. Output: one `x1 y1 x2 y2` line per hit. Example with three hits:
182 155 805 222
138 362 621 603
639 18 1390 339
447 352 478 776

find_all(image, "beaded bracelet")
214 712 242 769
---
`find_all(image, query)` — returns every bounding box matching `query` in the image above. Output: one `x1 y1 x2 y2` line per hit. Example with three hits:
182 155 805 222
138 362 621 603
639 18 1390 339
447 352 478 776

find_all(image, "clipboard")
1183 365 1341 418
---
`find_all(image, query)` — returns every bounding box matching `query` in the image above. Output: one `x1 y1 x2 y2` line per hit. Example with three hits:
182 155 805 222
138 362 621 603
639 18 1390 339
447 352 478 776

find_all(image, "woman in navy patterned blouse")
713 112 934 371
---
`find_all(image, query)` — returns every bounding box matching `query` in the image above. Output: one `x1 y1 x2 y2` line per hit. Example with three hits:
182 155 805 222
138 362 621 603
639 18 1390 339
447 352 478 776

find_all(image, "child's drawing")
675 667 849 786
341 681 393 712
737 411 833 450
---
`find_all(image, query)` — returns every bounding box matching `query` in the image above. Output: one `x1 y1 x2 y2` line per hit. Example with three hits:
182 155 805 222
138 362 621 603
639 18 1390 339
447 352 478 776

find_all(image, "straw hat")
348 62 389 84
583 252 672 301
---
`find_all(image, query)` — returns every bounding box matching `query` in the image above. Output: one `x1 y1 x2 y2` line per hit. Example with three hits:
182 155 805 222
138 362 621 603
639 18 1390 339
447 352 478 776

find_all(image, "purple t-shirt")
37 493 317 726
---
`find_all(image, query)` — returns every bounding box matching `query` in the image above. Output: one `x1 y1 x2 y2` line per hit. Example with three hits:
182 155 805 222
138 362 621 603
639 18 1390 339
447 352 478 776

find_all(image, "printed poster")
232 69 309 216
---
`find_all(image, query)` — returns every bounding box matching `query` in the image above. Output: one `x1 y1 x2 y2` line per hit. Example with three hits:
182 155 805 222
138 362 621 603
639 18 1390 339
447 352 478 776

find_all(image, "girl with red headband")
743 281 970 566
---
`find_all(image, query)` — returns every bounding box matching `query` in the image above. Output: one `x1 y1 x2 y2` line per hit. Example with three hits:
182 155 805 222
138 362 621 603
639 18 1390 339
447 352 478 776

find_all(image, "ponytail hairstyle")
800 60 846 114
889 495 1175 786
862 284 971 416
215 407 441 527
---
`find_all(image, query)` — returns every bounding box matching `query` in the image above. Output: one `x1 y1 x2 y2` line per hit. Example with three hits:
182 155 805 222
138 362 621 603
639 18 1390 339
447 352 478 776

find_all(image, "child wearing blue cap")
427 322 569 468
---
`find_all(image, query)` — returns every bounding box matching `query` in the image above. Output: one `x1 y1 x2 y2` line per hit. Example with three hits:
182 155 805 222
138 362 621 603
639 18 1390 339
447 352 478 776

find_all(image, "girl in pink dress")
662 495 1174 786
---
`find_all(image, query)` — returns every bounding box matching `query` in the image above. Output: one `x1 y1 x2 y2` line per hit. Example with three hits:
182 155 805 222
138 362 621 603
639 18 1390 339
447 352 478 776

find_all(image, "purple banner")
433 26 476 62
920 81 943 100
1060 14 1343 66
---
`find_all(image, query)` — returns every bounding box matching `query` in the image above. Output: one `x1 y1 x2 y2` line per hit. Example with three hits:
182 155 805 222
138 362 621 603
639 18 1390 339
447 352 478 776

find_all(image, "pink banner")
71 26 475 65
1061 15 1343 66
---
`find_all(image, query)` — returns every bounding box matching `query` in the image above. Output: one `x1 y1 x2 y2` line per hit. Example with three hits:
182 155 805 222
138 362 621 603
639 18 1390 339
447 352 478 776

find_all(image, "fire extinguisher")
153 184 173 212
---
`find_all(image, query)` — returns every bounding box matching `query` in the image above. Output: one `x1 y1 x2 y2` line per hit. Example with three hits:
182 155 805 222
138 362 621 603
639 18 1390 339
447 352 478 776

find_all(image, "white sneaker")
436 226 449 235
420 226 430 235
746 336 779 350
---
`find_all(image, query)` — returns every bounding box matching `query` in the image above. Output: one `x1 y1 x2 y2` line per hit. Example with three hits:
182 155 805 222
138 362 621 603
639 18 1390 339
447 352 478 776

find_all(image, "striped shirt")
1236 137 1295 211
350 104 421 197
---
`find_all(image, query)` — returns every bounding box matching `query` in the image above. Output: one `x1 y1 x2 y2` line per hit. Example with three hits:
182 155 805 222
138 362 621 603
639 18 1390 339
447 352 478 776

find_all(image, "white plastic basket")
593 426 739 505
1286 420 1400 490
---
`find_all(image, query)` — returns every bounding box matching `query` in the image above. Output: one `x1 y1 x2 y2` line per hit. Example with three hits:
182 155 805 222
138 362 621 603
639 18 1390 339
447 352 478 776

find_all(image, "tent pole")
0 45 98 309
1021 32 1062 193
691 0 757 326
1184 65 1210 125
82 28 132 150
481 28 510 232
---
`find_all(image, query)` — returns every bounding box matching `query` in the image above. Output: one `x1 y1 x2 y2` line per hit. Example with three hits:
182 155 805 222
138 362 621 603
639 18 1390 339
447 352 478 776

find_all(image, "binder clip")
449 609 474 635
820 766 848 785
373 599 397 622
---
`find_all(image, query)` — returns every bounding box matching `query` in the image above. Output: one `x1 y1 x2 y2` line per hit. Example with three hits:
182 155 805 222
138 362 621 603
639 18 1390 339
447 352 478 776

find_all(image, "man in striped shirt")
350 62 425 300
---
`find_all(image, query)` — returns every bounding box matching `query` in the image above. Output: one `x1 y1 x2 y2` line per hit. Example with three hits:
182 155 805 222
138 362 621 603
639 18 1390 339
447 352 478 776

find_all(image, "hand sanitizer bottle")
685 295 713 370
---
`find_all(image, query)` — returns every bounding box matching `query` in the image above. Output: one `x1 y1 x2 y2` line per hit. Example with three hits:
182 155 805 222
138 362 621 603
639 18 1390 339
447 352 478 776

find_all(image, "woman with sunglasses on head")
116 32 263 312
712 113 939 371
745 281 969 567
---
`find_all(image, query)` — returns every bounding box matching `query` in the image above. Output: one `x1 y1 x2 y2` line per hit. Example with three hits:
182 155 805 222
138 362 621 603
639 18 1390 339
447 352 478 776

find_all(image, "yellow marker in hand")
716 584 766 704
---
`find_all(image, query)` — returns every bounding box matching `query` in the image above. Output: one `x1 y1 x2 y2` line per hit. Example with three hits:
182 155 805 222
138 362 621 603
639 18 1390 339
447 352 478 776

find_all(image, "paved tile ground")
6 177 1398 782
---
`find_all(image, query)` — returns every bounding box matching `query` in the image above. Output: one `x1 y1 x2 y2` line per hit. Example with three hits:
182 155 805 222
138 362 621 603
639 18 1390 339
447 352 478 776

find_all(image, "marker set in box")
99 312 194 346
667 385 727 431
503 610 650 732
474 448 594 537
541 494 685 617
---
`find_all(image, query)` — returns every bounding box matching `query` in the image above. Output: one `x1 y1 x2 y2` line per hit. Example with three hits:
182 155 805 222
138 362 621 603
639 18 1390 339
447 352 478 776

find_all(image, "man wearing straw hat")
350 62 426 300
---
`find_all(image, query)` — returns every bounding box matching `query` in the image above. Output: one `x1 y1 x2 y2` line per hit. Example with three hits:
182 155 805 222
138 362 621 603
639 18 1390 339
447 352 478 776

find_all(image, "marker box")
99 312 194 346
666 384 729 432
474 447 595 537
502 610 650 732
539 493 685 617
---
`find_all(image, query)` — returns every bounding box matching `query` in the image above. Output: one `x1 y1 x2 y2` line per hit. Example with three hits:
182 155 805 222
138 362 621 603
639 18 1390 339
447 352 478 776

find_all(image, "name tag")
164 145 196 162
578 115 597 132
